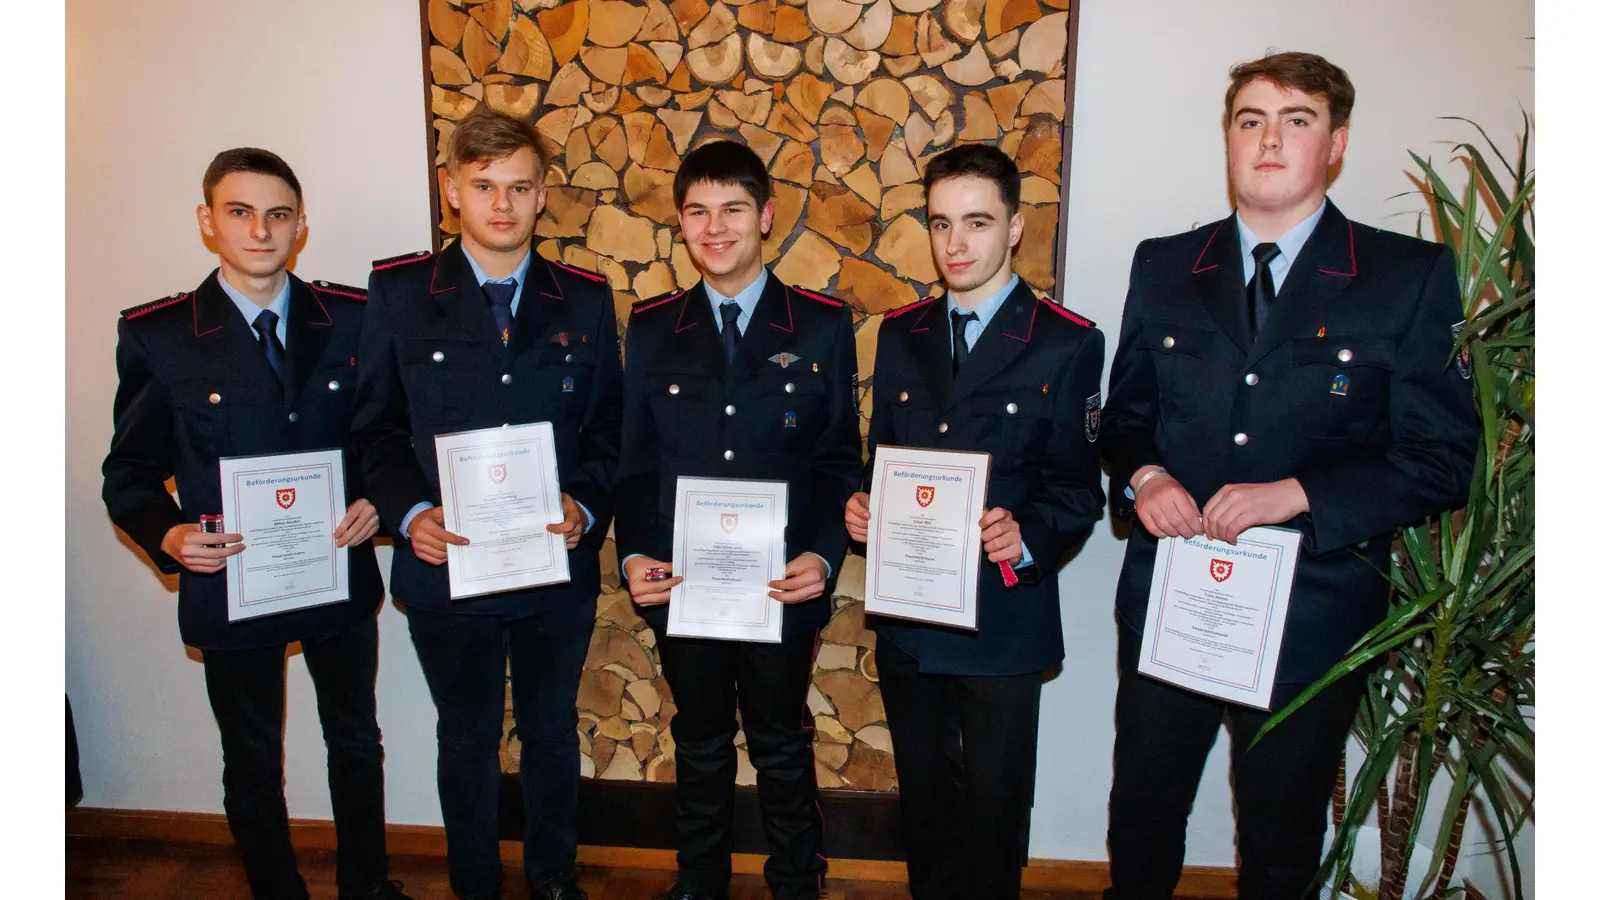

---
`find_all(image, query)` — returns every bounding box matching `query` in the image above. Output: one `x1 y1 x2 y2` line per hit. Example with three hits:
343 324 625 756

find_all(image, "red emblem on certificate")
721 513 739 533
489 463 507 484
276 488 296 509
915 485 935 507
1210 559 1233 582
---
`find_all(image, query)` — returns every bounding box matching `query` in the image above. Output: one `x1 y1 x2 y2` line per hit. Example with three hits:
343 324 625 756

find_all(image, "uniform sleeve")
1100 243 1165 519
860 325 895 496
101 320 184 573
348 274 436 534
1012 326 1108 580
795 305 865 573
564 287 624 537
1294 245 1477 552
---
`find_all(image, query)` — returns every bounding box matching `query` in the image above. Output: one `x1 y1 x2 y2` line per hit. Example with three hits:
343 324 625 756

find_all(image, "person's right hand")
161 523 244 574
845 492 871 543
623 555 681 607
1133 466 1204 539
409 507 468 565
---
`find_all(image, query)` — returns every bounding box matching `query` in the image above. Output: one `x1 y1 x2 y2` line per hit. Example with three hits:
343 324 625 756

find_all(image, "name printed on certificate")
219 448 349 622
668 477 788 643
864 446 990 630
1138 526 1302 709
434 422 570 600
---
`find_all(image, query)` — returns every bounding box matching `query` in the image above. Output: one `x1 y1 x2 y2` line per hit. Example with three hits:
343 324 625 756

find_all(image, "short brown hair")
674 140 771 211
1225 51 1355 131
447 104 545 174
203 148 302 207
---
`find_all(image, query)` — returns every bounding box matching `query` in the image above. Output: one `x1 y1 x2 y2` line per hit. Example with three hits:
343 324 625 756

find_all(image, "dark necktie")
719 300 741 366
252 308 289 393
951 310 977 377
1247 242 1282 342
483 281 516 345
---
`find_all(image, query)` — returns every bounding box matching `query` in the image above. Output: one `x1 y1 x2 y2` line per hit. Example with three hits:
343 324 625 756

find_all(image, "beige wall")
64 0 1532 883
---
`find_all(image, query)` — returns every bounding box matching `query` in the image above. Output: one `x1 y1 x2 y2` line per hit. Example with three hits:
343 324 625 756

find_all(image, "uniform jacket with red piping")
102 270 383 650
1100 201 1476 684
349 242 623 617
865 278 1107 676
613 273 863 637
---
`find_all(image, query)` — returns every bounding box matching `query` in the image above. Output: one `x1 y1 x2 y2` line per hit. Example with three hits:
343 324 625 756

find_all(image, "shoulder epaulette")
372 250 433 271
883 296 938 319
121 291 190 320
308 280 367 301
548 258 609 284
789 286 845 308
632 290 684 314
1040 298 1095 328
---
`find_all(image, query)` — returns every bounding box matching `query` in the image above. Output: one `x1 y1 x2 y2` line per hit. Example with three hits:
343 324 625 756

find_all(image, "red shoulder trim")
121 292 189 319
789 286 845 307
632 291 684 314
547 259 609 283
309 280 367 300
373 250 432 271
884 296 938 319
1040 299 1094 328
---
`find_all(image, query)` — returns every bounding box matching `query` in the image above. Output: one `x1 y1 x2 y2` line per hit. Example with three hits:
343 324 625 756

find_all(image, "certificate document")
434 422 569 600
1138 526 1302 708
219 448 348 622
668 477 788 643
863 446 989 630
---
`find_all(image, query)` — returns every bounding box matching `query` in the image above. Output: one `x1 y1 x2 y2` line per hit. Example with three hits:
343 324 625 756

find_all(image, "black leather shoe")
341 881 415 900
655 888 729 900
531 876 589 900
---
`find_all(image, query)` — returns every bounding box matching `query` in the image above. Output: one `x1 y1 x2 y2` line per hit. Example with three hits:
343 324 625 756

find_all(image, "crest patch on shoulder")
1084 391 1102 443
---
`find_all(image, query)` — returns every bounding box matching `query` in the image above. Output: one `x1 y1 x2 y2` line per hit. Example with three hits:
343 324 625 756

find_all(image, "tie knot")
1252 242 1282 267
253 308 279 335
719 300 741 329
952 310 977 328
483 280 516 309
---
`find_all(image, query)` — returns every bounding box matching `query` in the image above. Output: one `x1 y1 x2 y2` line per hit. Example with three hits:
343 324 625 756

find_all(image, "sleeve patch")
1085 391 1102 443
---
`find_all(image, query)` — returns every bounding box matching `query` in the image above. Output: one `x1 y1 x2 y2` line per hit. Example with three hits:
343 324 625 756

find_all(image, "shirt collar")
946 273 1018 329
463 247 533 286
1236 198 1327 282
704 267 769 326
217 271 291 331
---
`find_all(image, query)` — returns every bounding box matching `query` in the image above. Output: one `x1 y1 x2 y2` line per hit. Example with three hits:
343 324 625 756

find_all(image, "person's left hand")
979 507 1023 565
769 553 830 604
545 493 589 550
1201 479 1309 545
334 499 381 548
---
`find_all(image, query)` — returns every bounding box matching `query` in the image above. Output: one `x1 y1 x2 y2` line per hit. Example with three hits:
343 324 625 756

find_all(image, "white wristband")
1132 467 1167 496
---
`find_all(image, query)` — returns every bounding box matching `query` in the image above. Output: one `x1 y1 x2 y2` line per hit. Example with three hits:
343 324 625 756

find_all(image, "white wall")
64 0 1533 886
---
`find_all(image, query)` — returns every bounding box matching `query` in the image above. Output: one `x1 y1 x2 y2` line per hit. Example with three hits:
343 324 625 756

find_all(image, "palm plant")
1258 117 1535 900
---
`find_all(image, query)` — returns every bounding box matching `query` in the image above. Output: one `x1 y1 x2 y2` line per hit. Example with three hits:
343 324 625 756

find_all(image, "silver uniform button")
565 354 573 363
1163 336 1175 349
432 350 445 362
899 391 909 402
288 412 299 423
1006 402 1018 414
208 392 221 405
938 422 949 433
784 383 795 394
669 384 680 395
327 380 341 392
725 405 736 416
501 373 513 384
723 449 735 461
1233 432 1248 445
1338 348 1354 363
1244 373 1259 386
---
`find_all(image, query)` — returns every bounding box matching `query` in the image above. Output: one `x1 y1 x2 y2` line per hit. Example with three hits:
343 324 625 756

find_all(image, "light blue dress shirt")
947 274 1034 570
218 273 290 346
705 266 768 335
1236 199 1326 288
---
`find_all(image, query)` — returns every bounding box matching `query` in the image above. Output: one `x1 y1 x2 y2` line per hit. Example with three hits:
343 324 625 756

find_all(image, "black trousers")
407 599 595 899
656 629 826 900
875 636 1044 900
200 614 388 900
1105 620 1365 900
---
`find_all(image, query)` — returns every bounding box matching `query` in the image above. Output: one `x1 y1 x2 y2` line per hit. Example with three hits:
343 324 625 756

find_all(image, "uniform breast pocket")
1291 336 1396 441
887 384 936 440
397 338 478 425
970 389 1051 469
754 372 827 448
172 377 276 457
1137 321 1217 423
537 345 596 421
306 361 356 428
646 371 712 456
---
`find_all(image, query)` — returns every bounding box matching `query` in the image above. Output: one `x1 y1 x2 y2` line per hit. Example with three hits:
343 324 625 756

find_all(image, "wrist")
1132 466 1168 496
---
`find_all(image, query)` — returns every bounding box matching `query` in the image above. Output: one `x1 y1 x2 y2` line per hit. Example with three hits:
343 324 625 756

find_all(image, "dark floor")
65 836 1125 899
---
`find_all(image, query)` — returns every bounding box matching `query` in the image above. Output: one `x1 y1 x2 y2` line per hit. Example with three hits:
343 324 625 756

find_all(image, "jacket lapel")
1188 216 1252 354
948 280 1036 406
665 282 727 379
1248 202 1359 365
506 255 561 360
192 271 284 393
284 273 334 404
734 275 799 382
432 241 508 360
907 297 953 410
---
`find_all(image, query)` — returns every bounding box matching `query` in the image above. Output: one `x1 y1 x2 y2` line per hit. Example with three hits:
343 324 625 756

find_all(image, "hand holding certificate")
1137 526 1301 708
434 422 570 600
863 446 989 630
668 477 788 643
219 448 349 622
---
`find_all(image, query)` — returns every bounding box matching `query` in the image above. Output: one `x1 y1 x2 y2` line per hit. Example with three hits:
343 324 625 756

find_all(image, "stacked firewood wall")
426 0 1071 791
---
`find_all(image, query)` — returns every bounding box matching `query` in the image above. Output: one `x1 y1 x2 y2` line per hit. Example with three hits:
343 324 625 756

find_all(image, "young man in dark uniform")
1098 52 1477 900
349 106 622 900
614 140 862 900
844 144 1107 900
102 148 409 900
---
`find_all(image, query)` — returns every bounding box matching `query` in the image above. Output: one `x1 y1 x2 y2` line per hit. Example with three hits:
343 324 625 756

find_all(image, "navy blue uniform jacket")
1100 202 1477 683
349 243 623 617
102 271 383 650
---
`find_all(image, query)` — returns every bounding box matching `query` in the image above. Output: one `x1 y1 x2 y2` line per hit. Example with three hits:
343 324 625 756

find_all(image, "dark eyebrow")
1234 105 1319 120
963 212 996 222
223 201 256 211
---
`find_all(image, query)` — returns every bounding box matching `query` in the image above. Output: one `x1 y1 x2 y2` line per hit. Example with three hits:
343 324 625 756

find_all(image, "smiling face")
446 146 547 261
1227 78 1348 227
196 171 305 284
678 178 774 296
926 174 1024 306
